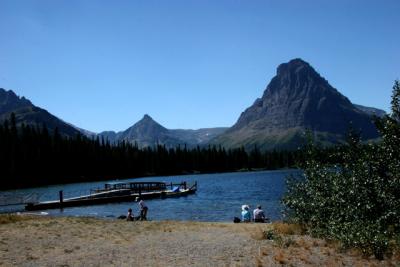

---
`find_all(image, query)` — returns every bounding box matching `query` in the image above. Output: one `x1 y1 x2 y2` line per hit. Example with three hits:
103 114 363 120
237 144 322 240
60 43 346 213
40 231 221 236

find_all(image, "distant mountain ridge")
118 114 182 147
212 58 381 150
0 88 227 147
0 88 80 137
98 114 227 148
354 104 386 118
0 89 33 113
1 58 386 150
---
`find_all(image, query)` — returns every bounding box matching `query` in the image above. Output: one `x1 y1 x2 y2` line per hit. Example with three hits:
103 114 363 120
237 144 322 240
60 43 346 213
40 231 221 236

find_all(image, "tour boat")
25 181 197 211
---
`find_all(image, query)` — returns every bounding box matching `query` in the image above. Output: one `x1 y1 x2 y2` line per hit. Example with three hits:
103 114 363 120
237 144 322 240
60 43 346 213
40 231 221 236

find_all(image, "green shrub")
264 229 276 240
283 80 400 260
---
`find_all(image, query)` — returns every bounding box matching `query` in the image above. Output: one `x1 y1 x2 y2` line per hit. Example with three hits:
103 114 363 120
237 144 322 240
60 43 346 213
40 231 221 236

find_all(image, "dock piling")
59 190 64 207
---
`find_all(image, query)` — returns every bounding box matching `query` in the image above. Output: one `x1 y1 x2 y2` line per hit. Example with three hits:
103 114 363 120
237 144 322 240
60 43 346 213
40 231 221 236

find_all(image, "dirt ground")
0 215 399 267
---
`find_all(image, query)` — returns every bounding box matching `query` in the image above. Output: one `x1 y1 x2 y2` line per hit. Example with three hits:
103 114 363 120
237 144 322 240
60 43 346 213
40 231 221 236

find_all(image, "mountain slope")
354 104 386 118
212 59 379 150
99 114 228 148
170 127 228 145
117 114 183 147
0 88 81 137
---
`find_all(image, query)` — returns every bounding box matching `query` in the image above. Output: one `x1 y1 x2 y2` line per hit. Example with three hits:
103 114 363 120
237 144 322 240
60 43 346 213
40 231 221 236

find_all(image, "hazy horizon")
1 0 399 132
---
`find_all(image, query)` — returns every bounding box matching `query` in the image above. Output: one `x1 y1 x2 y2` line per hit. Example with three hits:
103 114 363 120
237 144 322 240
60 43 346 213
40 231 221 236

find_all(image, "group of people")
126 197 148 221
239 204 268 223
125 197 267 223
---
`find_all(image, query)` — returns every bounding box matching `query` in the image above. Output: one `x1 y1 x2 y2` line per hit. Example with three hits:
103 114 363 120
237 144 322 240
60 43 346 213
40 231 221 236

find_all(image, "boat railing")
63 180 197 199
166 181 197 191
126 182 166 193
189 181 198 190
92 181 197 193
0 192 42 206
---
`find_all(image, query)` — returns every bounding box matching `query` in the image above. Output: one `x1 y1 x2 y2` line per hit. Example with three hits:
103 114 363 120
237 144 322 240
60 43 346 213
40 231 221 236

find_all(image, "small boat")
25 181 197 211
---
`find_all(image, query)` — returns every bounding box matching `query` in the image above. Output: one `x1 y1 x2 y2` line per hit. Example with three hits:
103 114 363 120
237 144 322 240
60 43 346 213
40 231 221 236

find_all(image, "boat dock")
25 181 197 211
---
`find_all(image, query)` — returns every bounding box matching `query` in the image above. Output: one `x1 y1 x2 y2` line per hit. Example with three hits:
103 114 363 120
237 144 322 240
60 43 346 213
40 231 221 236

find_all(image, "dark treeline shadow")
0 113 324 190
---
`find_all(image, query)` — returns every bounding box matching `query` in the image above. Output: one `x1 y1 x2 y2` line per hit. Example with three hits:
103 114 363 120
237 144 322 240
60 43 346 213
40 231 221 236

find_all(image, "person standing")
137 197 148 221
253 205 266 223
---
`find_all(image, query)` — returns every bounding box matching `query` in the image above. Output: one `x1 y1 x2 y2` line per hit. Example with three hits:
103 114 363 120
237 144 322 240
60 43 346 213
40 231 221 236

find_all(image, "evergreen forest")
0 114 305 190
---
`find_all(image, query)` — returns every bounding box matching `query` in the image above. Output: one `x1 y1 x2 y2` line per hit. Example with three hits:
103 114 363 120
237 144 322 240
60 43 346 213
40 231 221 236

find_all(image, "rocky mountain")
212 58 380 150
354 104 386 118
0 88 81 137
0 88 33 113
98 130 118 143
65 122 97 138
98 115 227 148
117 114 183 147
0 88 226 147
2 62 384 150
169 127 228 145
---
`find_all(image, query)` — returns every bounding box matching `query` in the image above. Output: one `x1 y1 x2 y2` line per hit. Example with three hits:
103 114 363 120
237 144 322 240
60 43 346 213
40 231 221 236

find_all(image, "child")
127 208 134 221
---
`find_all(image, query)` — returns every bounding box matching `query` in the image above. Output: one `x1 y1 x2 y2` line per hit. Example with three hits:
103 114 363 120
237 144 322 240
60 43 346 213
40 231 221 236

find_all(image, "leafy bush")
264 229 276 240
283 80 400 259
273 222 305 235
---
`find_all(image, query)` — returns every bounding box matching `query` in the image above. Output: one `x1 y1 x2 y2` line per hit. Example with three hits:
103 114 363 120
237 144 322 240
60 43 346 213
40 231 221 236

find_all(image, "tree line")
0 114 305 190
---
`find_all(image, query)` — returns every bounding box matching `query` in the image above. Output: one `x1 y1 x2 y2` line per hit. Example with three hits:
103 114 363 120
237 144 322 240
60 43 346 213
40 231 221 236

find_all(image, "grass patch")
250 227 268 240
0 214 32 224
273 250 287 264
272 222 305 235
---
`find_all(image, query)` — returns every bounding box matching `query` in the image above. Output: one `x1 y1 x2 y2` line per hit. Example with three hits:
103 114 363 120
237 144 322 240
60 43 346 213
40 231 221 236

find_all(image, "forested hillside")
0 113 304 190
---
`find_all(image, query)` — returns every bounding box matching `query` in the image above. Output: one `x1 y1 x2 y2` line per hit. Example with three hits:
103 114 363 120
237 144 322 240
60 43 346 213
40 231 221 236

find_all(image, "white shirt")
139 200 147 209
253 208 265 220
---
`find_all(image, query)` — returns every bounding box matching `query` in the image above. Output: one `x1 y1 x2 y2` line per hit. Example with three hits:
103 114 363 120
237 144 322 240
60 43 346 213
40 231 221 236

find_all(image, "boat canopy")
104 182 167 191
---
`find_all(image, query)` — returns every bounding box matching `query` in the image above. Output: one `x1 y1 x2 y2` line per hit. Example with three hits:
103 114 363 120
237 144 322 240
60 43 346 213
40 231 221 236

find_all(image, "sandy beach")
0 214 398 267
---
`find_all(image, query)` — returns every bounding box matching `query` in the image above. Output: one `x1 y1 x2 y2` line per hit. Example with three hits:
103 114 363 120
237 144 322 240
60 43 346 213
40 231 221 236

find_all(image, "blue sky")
0 0 399 132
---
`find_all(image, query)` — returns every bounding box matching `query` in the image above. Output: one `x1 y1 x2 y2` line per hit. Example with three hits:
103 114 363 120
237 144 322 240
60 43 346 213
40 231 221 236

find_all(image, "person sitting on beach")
127 208 134 221
136 197 148 221
241 205 251 222
253 205 266 223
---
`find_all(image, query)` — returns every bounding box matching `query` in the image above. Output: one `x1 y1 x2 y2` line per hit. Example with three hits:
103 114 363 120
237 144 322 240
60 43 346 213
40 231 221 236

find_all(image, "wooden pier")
25 181 197 211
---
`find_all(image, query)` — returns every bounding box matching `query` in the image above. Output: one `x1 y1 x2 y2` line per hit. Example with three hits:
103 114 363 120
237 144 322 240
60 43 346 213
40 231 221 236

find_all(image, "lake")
0 170 299 222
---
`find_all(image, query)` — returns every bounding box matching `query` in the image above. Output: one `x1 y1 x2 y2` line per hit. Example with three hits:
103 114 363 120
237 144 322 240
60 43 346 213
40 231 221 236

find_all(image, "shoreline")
1 214 398 266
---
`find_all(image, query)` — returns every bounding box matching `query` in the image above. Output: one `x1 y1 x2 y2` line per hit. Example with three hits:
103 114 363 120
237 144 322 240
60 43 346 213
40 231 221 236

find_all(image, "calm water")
0 170 299 222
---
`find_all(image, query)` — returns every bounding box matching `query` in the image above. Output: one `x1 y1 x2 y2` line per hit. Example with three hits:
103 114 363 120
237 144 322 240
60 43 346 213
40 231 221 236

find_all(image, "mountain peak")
0 88 27 102
276 58 314 76
288 58 308 64
0 87 80 137
118 114 173 147
213 59 379 150
0 88 33 113
142 114 153 121
287 58 309 66
136 114 161 127
124 114 166 135
0 88 16 96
